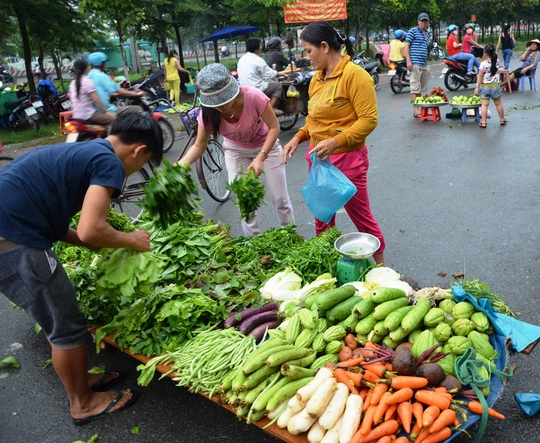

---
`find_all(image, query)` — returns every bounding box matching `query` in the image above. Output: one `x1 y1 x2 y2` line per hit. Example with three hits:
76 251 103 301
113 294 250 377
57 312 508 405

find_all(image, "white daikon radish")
277 405 296 429
296 368 333 404
288 394 306 413
307 419 327 443
287 408 318 435
339 394 363 443
267 396 293 420
306 377 338 419
318 382 350 429
321 416 343 443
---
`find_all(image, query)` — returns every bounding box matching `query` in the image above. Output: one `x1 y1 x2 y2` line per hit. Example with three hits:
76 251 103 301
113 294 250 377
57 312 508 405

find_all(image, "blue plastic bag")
301 153 357 223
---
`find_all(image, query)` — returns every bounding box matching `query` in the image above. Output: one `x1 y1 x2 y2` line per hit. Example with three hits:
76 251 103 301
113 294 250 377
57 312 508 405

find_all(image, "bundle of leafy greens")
227 169 266 221
455 278 516 317
277 227 343 282
95 285 228 357
145 219 233 283
142 160 201 226
230 223 303 267
95 249 165 299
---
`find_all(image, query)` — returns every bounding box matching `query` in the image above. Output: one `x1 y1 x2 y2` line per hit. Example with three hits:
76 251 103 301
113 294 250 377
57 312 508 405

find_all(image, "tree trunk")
13 6 35 92
364 0 373 54
157 8 168 54
267 8 273 36
50 49 65 91
113 7 130 79
36 39 46 80
174 25 185 67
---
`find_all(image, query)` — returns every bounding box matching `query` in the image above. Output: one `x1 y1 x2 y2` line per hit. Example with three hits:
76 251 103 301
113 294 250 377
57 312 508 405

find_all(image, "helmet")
87 52 108 66
447 24 457 32
464 23 475 30
394 29 405 39
267 37 282 49
348 36 357 44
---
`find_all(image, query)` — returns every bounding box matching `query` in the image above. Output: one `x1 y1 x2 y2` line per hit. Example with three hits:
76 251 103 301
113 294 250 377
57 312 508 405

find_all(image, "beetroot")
392 345 415 375
439 375 463 393
415 363 446 386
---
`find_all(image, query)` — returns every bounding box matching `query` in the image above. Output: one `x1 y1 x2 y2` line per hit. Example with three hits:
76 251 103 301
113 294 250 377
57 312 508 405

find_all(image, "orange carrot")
413 427 432 443
363 362 388 378
370 382 390 406
346 371 364 387
429 409 456 433
421 405 441 428
359 404 378 435
385 403 398 421
364 388 374 410
360 341 381 359
386 387 414 405
375 436 395 443
389 376 429 390
394 437 410 443
423 427 453 443
397 401 413 433
412 401 424 426
338 357 366 367
334 368 359 394
433 387 448 394
466 401 505 420
359 387 370 402
361 419 400 443
363 369 381 384
410 421 423 438
373 391 392 423
415 390 451 410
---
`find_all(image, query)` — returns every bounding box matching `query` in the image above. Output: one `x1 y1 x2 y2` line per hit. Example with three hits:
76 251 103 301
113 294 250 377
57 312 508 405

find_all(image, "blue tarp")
200 26 261 43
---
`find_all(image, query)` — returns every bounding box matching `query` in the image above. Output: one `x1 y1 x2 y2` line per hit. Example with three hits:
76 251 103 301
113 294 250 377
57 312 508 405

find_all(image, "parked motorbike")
441 58 477 91
0 68 14 84
0 92 41 131
352 51 380 88
428 41 446 60
388 61 410 94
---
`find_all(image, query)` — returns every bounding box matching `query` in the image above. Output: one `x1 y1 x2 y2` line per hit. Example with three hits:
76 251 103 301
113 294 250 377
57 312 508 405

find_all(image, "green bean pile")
165 329 257 397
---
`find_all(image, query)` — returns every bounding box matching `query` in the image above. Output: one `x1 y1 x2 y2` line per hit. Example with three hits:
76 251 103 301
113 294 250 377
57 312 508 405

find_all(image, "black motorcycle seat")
6 101 20 111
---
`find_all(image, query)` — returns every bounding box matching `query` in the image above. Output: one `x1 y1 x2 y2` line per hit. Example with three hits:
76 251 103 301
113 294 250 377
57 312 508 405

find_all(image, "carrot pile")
324 341 505 443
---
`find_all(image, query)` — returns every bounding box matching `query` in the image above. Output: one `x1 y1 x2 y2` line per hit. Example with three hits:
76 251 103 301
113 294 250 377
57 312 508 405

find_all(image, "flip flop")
479 122 487 128
91 370 127 392
72 389 139 427
413 113 420 118
500 119 508 126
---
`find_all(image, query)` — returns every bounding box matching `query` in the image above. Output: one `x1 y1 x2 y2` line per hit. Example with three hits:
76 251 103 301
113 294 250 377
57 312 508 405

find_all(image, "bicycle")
111 91 231 222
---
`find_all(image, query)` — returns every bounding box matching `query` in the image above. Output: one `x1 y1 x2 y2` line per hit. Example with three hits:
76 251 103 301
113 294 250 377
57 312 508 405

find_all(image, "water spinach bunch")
227 169 266 221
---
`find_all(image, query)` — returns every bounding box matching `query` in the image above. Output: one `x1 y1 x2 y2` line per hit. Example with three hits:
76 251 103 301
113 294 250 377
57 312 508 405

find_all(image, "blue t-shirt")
87 68 119 112
0 139 125 249
406 26 430 66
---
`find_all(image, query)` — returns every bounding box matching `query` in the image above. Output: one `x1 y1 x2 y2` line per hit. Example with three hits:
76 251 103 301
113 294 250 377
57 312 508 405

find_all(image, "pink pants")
223 139 295 236
306 146 385 254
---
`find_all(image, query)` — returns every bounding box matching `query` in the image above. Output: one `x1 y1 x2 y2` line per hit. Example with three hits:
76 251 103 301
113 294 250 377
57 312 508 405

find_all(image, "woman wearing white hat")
506 38 540 84
179 63 294 236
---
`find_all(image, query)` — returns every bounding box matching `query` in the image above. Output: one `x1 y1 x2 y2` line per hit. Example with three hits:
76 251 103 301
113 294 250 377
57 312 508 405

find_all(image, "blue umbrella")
200 26 261 43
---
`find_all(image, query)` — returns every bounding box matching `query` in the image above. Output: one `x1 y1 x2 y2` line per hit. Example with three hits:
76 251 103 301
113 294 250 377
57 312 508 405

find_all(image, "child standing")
474 44 507 128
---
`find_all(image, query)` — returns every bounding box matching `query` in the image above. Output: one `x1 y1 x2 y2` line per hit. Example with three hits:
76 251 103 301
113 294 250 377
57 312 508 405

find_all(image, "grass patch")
0 121 64 146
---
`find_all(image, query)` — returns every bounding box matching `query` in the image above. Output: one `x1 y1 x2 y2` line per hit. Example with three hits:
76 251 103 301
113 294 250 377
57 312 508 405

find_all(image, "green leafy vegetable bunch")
227 169 266 221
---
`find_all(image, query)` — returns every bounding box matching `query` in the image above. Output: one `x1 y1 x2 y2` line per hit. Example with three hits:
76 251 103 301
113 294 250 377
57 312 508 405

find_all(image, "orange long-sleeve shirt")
295 55 378 154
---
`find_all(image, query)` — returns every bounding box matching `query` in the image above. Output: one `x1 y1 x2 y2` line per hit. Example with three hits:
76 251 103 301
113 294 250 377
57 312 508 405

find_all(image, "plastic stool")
419 106 441 122
460 107 480 123
518 75 536 92
500 70 512 94
59 111 73 134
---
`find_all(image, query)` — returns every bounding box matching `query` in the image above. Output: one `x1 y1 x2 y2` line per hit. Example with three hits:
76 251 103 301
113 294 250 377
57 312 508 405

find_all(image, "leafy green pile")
95 249 164 299
227 169 266 221
147 219 232 283
96 285 229 357
277 227 343 282
456 278 516 317
142 160 201 226
230 223 303 267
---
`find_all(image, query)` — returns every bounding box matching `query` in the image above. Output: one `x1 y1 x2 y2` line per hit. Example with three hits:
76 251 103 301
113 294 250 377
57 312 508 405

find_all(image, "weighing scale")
334 233 381 285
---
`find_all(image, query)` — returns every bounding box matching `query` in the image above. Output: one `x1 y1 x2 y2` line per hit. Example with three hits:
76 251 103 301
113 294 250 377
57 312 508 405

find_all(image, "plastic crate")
0 91 19 116
186 83 196 95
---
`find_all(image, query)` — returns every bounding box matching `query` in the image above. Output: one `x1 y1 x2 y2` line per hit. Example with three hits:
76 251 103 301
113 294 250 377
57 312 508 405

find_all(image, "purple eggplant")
249 319 282 342
223 302 278 328
238 310 279 334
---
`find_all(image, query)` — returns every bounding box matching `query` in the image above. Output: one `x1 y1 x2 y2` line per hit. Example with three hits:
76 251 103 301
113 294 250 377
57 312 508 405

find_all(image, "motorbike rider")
221 45 230 57
445 24 479 77
389 30 408 77
462 23 484 58
265 37 290 72
86 52 144 125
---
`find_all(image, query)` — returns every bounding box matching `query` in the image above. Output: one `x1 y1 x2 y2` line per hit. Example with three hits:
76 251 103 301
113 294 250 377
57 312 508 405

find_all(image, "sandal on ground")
91 370 127 392
500 119 508 126
72 389 139 426
479 122 487 128
413 113 420 118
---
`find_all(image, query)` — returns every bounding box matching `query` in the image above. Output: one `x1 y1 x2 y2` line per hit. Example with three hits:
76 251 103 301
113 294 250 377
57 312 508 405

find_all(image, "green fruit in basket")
452 318 475 336
434 323 453 342
470 312 490 332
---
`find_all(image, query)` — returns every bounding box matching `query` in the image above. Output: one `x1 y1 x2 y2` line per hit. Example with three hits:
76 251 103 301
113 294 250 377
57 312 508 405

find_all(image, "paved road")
2 58 540 443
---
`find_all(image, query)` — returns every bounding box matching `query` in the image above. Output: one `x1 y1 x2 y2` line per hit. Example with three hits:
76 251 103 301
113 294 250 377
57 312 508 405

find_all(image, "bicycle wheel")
111 167 151 223
157 117 175 153
0 156 14 172
196 139 231 202
278 113 299 131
